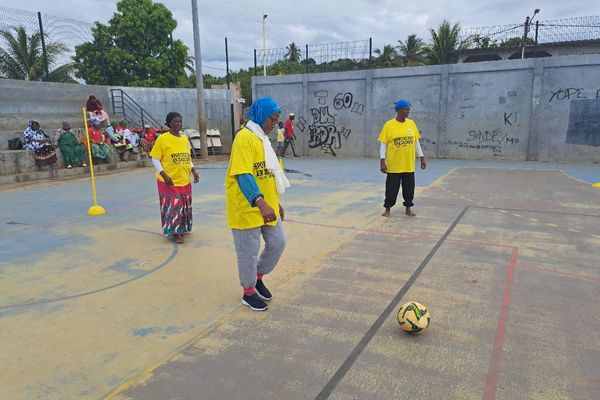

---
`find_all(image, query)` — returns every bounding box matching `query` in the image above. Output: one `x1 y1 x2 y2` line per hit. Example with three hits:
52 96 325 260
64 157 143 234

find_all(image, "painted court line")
483 247 518 400
315 206 469 400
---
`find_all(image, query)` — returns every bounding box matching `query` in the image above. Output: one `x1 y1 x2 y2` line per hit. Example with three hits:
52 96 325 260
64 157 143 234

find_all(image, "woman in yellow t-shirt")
150 112 199 244
225 97 290 311
378 99 427 218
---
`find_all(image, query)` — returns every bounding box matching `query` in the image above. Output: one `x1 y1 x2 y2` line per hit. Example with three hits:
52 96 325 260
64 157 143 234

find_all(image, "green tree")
500 36 535 48
373 44 399 68
0 26 75 82
397 34 428 66
73 0 190 87
427 20 465 64
284 42 301 62
470 34 499 49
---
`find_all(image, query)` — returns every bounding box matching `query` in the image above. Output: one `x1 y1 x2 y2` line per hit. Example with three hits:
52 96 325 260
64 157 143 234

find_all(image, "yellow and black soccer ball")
397 302 430 334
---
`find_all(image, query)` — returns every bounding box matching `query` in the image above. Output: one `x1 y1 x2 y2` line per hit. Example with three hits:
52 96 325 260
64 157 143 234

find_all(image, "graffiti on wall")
446 85 524 156
297 90 364 156
549 86 600 147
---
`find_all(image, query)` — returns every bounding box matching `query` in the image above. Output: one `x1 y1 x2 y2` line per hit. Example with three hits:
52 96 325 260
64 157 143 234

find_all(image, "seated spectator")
86 95 110 128
120 121 140 149
140 124 158 154
88 120 112 163
55 121 87 169
23 119 57 170
106 121 131 161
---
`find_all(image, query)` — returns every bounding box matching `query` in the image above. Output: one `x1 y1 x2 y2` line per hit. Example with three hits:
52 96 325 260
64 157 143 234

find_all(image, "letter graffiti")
296 116 307 132
504 112 517 126
305 91 361 156
548 88 586 102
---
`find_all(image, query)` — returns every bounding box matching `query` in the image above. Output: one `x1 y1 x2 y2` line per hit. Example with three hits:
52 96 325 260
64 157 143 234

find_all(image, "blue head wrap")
394 99 411 111
248 97 281 127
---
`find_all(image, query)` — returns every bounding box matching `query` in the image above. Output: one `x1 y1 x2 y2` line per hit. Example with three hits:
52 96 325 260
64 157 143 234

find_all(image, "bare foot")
405 207 416 217
382 208 391 217
175 234 184 244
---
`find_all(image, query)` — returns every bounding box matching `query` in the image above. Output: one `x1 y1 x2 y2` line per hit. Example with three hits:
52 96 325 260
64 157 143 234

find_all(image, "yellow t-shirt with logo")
149 132 192 186
226 127 280 229
378 118 421 173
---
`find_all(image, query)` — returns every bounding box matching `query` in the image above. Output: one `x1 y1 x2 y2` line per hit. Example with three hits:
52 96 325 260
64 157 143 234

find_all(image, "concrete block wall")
0 79 234 153
253 54 600 162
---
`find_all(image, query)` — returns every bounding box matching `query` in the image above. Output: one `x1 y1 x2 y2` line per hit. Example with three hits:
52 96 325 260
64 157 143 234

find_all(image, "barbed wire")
256 39 370 69
461 15 600 45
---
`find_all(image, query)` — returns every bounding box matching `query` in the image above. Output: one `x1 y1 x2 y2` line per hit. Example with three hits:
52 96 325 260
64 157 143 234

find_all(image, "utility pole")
262 14 267 76
191 0 209 158
522 8 540 59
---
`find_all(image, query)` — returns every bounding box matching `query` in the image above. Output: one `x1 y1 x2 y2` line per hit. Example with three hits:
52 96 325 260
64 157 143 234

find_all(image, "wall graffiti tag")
297 91 364 156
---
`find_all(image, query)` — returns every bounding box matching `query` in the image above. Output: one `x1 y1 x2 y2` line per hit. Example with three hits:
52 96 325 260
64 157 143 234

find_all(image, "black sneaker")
241 293 268 311
255 279 272 301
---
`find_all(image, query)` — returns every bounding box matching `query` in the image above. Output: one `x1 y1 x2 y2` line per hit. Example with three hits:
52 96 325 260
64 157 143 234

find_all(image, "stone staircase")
0 148 153 186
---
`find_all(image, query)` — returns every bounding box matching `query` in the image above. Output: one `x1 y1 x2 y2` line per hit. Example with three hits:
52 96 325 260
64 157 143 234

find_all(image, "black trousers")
282 138 298 157
384 172 415 208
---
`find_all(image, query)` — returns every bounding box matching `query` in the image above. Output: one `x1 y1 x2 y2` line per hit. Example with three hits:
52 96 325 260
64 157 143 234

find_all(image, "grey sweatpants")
231 220 286 289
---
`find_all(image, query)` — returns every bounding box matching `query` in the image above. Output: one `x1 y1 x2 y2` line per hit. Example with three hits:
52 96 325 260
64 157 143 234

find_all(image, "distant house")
456 39 600 63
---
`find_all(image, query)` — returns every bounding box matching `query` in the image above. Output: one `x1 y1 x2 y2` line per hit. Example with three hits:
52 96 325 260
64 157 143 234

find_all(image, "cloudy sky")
2 0 598 76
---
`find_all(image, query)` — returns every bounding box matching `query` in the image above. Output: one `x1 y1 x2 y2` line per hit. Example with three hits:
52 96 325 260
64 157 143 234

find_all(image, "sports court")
1 158 599 400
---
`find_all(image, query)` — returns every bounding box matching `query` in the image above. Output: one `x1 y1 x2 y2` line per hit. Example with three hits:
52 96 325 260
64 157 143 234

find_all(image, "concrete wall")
0 79 234 152
253 54 600 162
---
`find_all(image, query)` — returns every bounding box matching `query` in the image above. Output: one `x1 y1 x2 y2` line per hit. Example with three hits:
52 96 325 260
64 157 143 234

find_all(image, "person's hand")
161 171 174 186
380 159 387 173
192 170 199 183
256 197 277 224
279 204 285 221
420 157 427 170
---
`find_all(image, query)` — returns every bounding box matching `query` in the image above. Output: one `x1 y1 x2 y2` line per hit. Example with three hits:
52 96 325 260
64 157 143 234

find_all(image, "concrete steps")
0 150 153 186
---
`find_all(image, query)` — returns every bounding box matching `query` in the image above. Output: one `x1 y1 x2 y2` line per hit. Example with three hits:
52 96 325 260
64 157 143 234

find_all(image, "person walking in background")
225 97 290 311
276 121 285 157
379 99 426 218
23 119 57 171
150 112 199 244
282 113 299 158
55 121 86 169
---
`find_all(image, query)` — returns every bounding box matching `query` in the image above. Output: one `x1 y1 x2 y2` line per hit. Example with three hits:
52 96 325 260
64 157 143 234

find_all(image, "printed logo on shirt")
393 136 414 147
171 152 191 164
254 161 274 180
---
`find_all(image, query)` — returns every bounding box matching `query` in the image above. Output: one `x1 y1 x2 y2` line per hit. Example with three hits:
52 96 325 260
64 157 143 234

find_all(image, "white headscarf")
245 120 290 194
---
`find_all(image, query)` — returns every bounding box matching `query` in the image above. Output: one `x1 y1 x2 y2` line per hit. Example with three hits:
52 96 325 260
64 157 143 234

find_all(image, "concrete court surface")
0 158 599 400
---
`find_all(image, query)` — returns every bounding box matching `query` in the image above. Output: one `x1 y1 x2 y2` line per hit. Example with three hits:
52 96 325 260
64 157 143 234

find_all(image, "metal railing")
110 89 163 129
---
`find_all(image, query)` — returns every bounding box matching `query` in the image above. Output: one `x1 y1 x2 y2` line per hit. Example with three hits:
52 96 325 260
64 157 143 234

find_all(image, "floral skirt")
33 144 57 167
157 180 193 236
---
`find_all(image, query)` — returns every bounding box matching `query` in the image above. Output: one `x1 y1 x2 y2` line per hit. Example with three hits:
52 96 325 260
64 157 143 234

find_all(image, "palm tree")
397 34 428 66
427 20 465 65
373 44 399 68
0 26 75 82
284 42 301 63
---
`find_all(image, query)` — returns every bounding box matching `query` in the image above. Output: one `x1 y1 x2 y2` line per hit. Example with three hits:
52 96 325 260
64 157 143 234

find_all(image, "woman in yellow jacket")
225 97 290 311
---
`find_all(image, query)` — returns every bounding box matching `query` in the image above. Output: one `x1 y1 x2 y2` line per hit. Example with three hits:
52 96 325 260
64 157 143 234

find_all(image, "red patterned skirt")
157 180 193 236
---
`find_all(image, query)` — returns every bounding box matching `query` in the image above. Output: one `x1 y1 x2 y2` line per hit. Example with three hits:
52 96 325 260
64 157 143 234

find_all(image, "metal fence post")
226 37 235 140
305 44 309 74
254 49 258 76
37 12 49 80
369 37 372 69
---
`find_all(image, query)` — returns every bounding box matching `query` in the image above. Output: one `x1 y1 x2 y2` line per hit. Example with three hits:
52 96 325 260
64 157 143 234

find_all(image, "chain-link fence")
0 5 93 81
254 38 372 75
459 16 600 62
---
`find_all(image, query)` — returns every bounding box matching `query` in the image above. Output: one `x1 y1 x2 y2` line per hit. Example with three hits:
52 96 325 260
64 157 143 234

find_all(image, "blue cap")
394 99 411 111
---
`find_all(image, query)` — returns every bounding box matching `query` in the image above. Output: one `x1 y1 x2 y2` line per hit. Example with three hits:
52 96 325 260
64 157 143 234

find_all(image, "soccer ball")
397 301 430 334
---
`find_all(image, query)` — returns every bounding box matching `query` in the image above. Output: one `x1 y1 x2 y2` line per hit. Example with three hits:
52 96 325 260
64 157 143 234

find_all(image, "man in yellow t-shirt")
226 97 290 312
378 99 427 217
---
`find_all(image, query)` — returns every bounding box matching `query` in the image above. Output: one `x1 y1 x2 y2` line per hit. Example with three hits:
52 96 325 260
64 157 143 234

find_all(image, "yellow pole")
82 107 106 216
